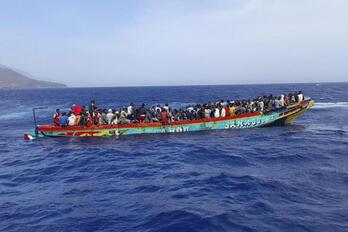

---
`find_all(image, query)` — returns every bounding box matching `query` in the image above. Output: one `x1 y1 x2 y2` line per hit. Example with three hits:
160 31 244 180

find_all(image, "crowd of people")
53 91 304 127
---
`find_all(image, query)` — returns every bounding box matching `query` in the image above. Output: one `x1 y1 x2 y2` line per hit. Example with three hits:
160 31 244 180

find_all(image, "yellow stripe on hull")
285 100 315 125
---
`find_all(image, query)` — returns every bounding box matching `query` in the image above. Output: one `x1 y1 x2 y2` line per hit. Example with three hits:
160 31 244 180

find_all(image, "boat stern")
24 133 36 141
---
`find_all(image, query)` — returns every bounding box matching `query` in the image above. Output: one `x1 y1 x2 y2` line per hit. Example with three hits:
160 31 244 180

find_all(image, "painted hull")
24 99 314 140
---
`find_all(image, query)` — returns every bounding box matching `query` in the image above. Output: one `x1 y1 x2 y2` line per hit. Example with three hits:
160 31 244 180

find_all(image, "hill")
0 65 66 89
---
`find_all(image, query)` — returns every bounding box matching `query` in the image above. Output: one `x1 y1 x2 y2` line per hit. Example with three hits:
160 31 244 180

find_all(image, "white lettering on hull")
225 120 263 129
168 127 189 133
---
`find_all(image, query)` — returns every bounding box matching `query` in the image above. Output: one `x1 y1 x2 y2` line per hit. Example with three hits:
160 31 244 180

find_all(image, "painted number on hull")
225 120 263 129
169 127 189 133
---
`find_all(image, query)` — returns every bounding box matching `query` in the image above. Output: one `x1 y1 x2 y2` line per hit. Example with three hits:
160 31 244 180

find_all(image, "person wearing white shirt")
297 91 304 102
220 107 226 117
127 105 133 115
280 95 285 107
204 108 211 118
214 108 220 118
68 113 76 126
106 109 114 125
163 104 169 112
258 101 264 112
155 105 161 112
112 112 119 125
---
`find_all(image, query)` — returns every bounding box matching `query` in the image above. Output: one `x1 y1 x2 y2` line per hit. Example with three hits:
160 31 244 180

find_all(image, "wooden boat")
24 98 314 140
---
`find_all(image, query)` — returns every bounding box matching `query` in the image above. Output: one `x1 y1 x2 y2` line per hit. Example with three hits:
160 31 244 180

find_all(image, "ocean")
0 83 347 232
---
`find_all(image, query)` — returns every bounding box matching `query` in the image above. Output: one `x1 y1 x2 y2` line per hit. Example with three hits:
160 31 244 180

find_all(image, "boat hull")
24 99 314 140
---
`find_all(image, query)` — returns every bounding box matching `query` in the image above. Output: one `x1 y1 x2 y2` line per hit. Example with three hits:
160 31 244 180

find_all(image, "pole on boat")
32 108 37 127
32 107 47 134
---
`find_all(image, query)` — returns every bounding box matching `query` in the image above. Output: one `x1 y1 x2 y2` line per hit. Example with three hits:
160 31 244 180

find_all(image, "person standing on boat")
280 95 285 108
138 103 147 123
161 108 168 125
127 103 134 116
89 100 97 125
297 91 304 102
94 110 101 125
53 109 61 126
106 109 114 125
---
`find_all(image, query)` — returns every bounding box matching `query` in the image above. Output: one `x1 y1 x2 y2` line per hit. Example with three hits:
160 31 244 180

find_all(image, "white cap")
108 109 112 113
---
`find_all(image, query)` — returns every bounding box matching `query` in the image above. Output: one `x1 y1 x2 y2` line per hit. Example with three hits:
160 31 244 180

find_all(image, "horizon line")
63 80 348 89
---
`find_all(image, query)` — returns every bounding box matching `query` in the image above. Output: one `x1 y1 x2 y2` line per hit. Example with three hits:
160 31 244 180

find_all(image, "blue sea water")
0 83 347 232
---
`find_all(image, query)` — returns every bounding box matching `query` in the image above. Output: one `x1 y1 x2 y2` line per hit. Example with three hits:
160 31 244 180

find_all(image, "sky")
0 0 347 87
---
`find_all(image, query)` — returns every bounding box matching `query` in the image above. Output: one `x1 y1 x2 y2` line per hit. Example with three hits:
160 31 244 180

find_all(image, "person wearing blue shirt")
60 112 69 127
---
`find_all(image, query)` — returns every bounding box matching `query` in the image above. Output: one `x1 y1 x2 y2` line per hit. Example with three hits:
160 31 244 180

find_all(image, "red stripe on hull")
38 112 261 132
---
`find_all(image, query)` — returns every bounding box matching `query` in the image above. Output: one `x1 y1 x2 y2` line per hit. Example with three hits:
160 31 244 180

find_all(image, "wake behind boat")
24 92 314 140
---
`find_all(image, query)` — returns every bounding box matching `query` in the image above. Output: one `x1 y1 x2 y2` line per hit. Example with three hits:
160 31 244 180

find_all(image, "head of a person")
56 109 60 113
108 109 112 113
62 112 66 116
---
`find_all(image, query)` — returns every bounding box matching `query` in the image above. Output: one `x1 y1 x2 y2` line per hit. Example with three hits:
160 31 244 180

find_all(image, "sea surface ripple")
0 83 348 232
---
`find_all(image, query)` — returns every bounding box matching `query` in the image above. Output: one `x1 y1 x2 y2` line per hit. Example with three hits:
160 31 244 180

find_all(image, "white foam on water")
0 111 32 120
312 102 348 109
0 108 54 120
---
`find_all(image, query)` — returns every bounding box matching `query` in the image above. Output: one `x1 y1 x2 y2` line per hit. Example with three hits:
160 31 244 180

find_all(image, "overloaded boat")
24 97 314 140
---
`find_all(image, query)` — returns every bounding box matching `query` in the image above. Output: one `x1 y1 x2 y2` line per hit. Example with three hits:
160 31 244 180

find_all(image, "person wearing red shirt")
161 109 168 125
53 109 61 126
71 104 84 115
